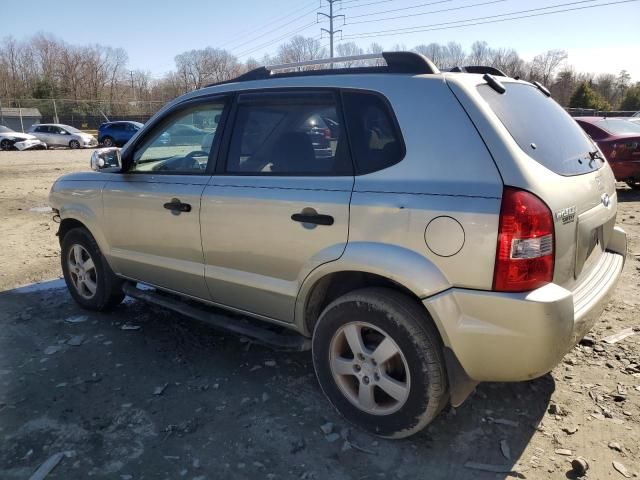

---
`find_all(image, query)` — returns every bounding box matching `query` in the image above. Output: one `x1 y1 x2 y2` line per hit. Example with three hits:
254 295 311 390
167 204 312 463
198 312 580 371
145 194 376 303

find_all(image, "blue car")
98 121 143 147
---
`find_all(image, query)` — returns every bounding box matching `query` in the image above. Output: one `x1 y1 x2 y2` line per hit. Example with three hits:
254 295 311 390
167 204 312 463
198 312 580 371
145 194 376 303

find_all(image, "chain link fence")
0 98 167 132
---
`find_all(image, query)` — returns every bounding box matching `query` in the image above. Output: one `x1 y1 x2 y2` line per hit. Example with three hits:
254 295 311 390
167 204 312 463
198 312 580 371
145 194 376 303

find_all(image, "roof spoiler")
449 66 508 77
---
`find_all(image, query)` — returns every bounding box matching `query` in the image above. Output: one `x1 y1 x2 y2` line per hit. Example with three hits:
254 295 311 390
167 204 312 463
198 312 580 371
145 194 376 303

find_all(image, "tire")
102 137 115 147
69 140 81 149
312 287 448 439
0 139 14 151
61 227 125 311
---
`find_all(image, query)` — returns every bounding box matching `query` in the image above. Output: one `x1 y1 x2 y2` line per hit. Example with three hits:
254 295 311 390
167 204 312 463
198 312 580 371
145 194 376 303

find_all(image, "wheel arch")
295 242 451 337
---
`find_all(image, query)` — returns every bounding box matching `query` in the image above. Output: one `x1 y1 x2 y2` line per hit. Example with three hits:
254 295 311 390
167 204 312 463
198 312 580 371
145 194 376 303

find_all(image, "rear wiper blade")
588 150 605 167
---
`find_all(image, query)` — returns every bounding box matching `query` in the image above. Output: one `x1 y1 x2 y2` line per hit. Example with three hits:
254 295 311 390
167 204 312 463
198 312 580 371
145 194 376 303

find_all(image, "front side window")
226 91 352 175
131 102 225 174
341 91 404 174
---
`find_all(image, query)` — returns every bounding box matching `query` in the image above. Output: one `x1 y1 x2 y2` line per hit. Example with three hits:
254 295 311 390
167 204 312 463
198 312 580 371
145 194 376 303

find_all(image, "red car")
575 117 640 189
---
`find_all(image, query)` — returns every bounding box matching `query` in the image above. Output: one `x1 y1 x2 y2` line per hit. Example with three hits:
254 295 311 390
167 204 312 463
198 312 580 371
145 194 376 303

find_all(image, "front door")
102 97 228 299
200 90 353 322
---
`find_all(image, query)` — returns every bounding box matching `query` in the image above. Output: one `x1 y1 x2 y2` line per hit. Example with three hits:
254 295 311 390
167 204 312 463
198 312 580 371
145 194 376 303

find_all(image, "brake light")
493 187 555 292
323 128 331 139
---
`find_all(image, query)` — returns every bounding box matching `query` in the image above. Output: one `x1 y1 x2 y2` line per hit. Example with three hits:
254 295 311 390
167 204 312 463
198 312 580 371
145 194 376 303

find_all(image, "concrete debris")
121 324 141 331
612 461 632 478
463 462 514 473
65 315 88 324
562 425 579 435
66 334 85 346
261 392 270 402
324 433 340 443
487 417 519 427
153 384 168 396
554 448 573 456
264 360 277 367
320 422 334 435
500 439 511 459
571 457 589 477
579 336 596 346
43 345 62 355
29 452 70 480
609 441 623 452
602 328 636 344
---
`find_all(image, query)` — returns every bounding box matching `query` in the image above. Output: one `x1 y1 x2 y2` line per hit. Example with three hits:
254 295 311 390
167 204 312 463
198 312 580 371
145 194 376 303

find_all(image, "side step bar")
122 283 311 352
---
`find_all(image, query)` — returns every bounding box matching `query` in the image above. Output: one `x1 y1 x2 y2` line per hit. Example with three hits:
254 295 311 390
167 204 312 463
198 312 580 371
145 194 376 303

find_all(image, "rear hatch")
452 77 617 289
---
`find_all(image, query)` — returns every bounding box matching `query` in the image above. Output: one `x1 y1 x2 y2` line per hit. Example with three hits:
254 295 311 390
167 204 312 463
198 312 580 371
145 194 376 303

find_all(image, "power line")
340 0 397 9
218 0 319 49
348 0 496 21
236 21 319 59
229 4 322 54
343 0 637 39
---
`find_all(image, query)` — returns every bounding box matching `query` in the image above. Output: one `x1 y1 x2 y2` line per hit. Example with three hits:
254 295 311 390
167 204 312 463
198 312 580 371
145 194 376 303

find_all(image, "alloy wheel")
67 244 98 299
329 321 411 415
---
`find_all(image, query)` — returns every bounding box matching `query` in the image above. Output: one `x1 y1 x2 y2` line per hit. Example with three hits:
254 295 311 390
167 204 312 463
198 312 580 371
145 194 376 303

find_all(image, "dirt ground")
0 149 638 480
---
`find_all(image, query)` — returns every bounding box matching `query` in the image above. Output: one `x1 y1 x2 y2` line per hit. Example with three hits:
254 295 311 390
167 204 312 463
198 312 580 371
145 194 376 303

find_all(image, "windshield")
478 83 601 176
0 126 13 133
595 118 640 135
63 125 82 134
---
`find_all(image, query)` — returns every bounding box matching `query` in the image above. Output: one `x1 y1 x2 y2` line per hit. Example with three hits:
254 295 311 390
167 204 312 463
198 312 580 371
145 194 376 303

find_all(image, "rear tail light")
323 128 331 139
493 187 555 292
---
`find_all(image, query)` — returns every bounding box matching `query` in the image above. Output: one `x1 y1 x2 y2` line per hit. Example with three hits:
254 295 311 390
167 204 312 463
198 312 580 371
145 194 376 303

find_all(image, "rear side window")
478 83 600 176
226 91 352 175
342 91 404 174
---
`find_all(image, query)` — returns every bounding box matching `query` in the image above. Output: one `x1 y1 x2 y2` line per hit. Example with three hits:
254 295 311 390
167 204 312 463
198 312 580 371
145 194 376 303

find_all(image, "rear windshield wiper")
588 150 605 167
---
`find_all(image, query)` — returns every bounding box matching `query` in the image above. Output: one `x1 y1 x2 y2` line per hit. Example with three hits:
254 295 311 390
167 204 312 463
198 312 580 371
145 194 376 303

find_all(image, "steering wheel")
154 150 208 171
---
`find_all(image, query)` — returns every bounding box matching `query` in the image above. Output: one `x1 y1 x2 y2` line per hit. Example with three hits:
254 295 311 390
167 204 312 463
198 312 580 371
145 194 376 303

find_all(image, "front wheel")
61 227 124 310
0 139 14 150
69 140 80 149
102 137 115 147
312 288 448 439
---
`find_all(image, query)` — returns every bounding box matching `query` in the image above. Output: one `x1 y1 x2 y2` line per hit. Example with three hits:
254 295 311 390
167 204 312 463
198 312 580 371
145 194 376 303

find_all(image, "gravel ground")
0 149 639 479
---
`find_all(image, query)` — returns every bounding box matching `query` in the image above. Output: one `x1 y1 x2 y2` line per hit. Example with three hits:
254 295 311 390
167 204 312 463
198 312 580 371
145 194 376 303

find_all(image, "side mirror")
91 147 121 172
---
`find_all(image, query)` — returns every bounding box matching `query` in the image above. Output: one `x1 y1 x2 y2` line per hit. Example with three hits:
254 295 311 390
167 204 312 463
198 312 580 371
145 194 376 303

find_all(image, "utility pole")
130 70 136 102
318 0 344 67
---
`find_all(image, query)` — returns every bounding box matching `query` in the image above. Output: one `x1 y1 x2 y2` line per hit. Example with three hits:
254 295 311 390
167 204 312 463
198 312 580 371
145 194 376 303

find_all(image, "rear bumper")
425 226 626 382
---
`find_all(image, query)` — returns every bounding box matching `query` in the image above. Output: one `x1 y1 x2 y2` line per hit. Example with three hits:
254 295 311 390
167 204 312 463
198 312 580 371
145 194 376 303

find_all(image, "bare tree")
335 42 364 67
275 36 326 68
528 49 568 85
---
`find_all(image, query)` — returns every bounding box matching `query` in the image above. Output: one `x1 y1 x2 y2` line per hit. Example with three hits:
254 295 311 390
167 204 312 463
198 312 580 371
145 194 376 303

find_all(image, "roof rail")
206 51 439 87
449 66 508 77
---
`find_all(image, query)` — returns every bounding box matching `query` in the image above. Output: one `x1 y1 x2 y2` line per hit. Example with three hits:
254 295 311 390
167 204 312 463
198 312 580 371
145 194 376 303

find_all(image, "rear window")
342 91 404 174
478 83 601 176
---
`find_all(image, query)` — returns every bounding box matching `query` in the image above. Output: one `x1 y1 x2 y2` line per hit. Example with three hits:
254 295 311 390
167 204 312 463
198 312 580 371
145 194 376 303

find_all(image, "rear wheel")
102 137 115 147
69 140 80 149
61 227 124 311
312 287 448 438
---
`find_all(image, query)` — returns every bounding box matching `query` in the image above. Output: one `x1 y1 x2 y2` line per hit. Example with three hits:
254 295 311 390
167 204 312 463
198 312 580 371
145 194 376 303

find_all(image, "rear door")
200 90 353 322
102 96 229 299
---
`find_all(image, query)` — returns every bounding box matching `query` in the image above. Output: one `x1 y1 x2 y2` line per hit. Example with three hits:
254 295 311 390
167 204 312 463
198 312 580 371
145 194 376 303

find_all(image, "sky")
4 0 640 81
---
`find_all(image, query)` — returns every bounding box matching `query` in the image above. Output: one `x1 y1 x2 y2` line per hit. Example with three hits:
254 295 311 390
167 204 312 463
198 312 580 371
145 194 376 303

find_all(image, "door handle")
163 199 192 213
291 212 334 226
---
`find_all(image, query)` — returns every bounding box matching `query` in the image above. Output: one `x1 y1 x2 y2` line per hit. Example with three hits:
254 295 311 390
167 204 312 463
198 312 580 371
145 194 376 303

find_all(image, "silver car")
29 123 97 149
49 52 627 438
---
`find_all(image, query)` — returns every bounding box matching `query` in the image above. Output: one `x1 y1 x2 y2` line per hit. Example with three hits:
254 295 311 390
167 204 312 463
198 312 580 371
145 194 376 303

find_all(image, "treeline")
1 33 639 114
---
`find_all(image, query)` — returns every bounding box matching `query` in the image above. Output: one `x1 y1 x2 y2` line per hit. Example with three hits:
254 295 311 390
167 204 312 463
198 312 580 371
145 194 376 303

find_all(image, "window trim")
120 93 231 176
339 88 406 176
216 87 355 177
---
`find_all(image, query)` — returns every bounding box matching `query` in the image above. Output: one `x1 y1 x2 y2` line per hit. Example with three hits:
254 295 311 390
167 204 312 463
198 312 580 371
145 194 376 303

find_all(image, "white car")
28 123 97 149
0 125 48 151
